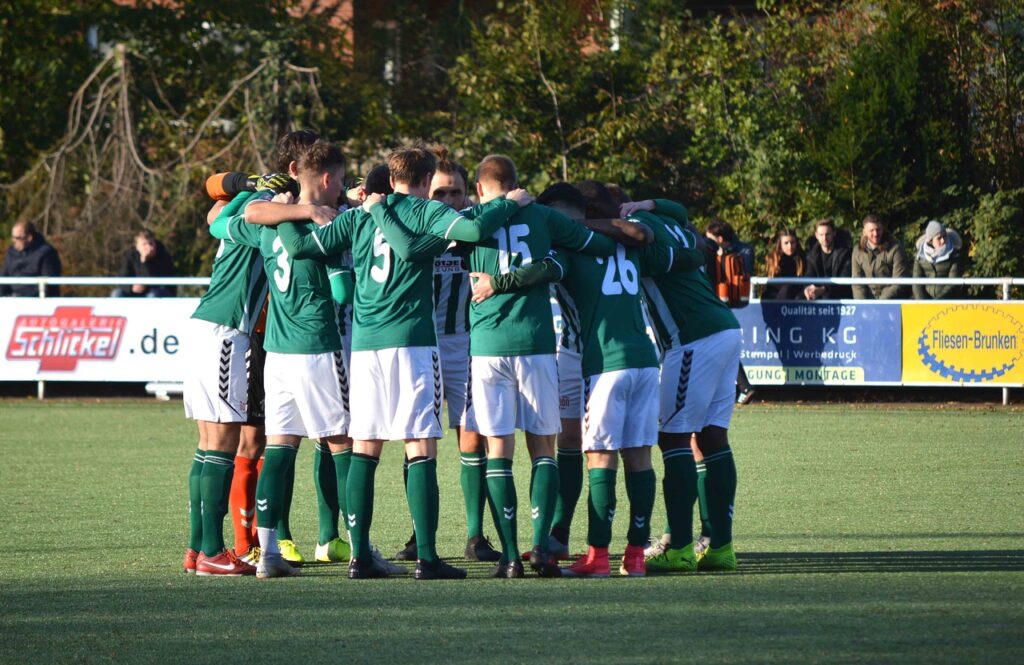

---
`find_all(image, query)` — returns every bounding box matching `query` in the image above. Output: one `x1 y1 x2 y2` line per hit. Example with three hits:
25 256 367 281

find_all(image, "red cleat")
183 548 198 574
561 546 610 578
619 544 647 577
196 549 257 577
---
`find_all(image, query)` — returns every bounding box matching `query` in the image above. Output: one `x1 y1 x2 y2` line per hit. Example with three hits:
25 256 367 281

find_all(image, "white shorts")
557 346 583 420
582 367 659 451
659 328 741 434
349 346 444 441
438 332 472 430
471 354 560 437
264 350 350 439
183 319 250 423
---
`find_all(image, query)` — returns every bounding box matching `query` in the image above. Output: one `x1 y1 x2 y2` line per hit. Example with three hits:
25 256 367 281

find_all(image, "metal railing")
0 276 210 297
750 276 1024 301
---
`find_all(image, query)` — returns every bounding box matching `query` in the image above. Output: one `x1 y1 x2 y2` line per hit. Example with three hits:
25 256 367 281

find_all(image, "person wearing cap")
912 220 963 300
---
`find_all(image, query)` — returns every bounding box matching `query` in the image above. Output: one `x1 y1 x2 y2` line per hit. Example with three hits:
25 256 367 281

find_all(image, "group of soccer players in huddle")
181 129 741 580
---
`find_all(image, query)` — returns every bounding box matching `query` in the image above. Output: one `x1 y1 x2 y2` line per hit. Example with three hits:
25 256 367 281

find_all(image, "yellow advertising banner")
901 303 1024 385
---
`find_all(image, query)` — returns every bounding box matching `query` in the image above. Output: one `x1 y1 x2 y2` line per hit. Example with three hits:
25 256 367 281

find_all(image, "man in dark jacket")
804 218 852 300
1 221 62 297
852 214 910 299
112 229 176 297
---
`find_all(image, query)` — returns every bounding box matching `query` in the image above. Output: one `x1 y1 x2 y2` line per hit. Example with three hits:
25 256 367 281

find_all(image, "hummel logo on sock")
256 499 268 511
346 513 357 528
634 515 646 528
607 508 616 521
728 504 735 520
531 506 540 519
503 506 515 520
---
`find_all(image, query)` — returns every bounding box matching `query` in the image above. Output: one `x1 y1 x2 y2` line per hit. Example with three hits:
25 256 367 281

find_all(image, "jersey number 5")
271 236 291 293
495 224 532 274
371 228 391 284
600 245 638 295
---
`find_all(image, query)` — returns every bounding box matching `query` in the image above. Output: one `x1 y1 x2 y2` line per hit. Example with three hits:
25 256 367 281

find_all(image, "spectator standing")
852 215 909 299
912 220 963 300
705 219 755 276
804 218 852 300
112 229 176 297
762 228 806 300
0 221 62 297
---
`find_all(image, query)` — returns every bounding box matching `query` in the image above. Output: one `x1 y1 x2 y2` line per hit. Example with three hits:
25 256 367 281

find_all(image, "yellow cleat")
645 542 698 573
697 542 737 571
277 539 305 564
315 538 351 563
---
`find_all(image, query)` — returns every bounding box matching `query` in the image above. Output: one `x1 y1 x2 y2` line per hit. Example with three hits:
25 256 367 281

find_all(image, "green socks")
407 457 439 562
551 447 583 545
661 447 698 548
346 453 379 560
460 451 487 539
188 449 204 551
530 456 559 551
332 448 352 519
696 460 712 540
199 449 234 556
486 457 518 561
625 469 656 547
255 444 297 538
586 467 617 549
314 443 340 545
276 446 297 541
702 448 737 547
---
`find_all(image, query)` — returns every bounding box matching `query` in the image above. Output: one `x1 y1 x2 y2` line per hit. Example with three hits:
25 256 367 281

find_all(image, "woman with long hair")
762 228 806 300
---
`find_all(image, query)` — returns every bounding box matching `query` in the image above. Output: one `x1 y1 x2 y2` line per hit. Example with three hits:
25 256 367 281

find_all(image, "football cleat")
694 535 711 558
736 387 756 405
371 545 408 575
256 553 297 579
196 549 257 577
414 558 468 580
239 546 261 565
619 544 647 577
529 546 562 578
548 535 571 560
464 535 502 562
277 539 304 564
315 538 351 563
183 548 198 574
646 542 698 573
644 532 671 558
698 542 737 571
561 546 610 578
393 533 418 561
348 556 389 579
490 559 525 578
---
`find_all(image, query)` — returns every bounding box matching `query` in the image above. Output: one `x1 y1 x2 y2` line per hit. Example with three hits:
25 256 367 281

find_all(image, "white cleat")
370 544 408 575
644 533 671 558
256 553 298 579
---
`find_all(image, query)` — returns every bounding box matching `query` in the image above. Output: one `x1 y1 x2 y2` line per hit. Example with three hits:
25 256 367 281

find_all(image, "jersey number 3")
600 245 638 295
271 236 291 293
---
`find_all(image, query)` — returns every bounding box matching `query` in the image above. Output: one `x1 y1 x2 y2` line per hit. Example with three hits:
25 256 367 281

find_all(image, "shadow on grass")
736 549 1024 574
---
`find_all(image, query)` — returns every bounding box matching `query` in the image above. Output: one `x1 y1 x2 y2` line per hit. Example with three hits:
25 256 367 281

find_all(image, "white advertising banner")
0 298 199 382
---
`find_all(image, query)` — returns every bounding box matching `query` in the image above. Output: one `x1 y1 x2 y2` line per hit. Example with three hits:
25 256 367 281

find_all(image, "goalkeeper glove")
248 172 298 195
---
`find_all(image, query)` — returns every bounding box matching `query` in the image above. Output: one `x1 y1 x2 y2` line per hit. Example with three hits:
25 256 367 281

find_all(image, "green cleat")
314 538 351 563
645 542 698 573
278 539 305 564
697 542 737 571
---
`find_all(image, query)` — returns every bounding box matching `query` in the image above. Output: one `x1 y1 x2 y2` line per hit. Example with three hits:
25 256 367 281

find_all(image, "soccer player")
181 131 319 576
209 140 351 578
621 198 742 572
395 146 501 563
461 156 620 578
273 145 530 579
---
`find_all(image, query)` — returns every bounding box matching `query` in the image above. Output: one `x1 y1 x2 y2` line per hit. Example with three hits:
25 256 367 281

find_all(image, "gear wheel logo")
916 305 1024 383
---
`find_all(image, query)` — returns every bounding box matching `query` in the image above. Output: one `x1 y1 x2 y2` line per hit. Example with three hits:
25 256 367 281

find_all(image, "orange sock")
230 456 259 555
251 456 265 542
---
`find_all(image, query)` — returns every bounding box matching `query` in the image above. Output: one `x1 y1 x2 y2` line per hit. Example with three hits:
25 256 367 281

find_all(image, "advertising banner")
0 298 198 382
734 302 903 385
901 302 1024 385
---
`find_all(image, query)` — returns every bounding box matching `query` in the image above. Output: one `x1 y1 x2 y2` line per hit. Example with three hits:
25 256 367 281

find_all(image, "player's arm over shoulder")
546 207 615 257
368 199 450 260
277 210 352 259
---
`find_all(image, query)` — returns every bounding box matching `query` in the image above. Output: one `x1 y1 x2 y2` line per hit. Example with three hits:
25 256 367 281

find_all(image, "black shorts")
245 331 267 425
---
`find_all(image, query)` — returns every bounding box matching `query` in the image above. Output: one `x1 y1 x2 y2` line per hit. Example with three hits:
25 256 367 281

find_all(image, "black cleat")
348 556 389 579
394 533 418 561
465 535 502 562
529 546 562 578
490 558 525 578
414 558 467 580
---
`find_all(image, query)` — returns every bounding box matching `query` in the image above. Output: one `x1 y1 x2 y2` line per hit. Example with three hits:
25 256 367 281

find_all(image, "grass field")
1 400 1022 664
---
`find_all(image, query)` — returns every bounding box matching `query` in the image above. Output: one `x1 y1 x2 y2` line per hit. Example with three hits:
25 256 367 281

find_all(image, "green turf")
1 401 1022 663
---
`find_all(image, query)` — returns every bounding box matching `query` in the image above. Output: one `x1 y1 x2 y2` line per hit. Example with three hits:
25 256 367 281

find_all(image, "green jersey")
209 206 342 354
635 201 739 348
276 193 518 352
191 191 269 334
550 240 682 377
466 203 616 357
